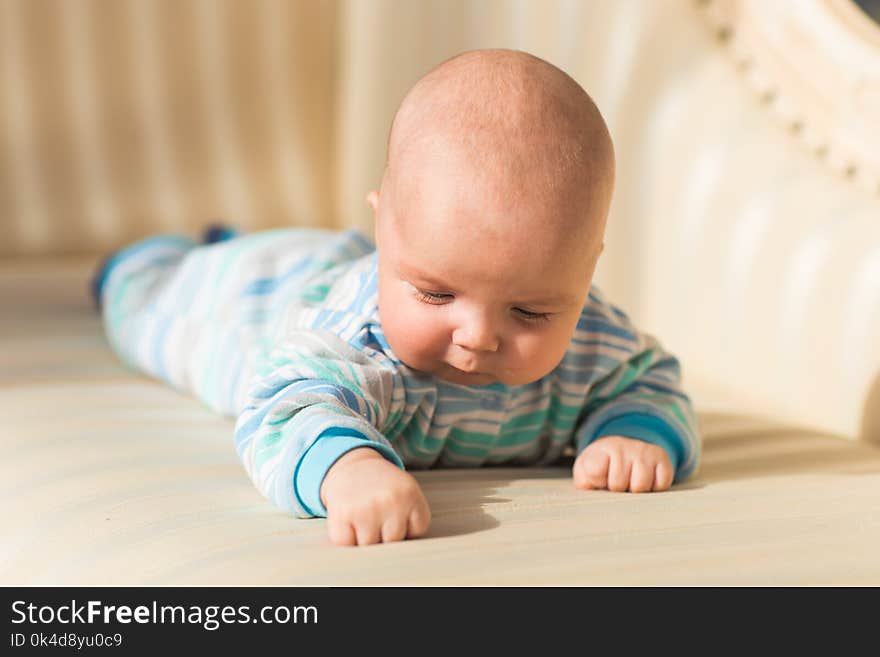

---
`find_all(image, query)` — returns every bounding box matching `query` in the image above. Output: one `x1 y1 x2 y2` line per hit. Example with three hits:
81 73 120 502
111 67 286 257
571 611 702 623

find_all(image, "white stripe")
0 0 51 252
556 0 586 72
127 0 185 230
259 0 315 225
590 0 649 125
57 0 121 243
719 188 776 372
509 0 532 49
194 0 252 225
841 247 880 392
775 221 834 397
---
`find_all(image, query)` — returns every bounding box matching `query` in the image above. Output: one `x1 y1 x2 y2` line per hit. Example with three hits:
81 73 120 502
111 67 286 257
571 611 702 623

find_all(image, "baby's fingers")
380 514 409 543
327 518 357 547
406 498 432 539
573 450 610 490
329 512 382 546
354 521 382 546
380 496 431 543
653 460 674 492
606 452 631 492
629 459 657 493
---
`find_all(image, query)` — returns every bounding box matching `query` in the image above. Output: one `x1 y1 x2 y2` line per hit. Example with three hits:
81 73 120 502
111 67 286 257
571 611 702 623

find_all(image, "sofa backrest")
0 0 341 257
1 0 877 441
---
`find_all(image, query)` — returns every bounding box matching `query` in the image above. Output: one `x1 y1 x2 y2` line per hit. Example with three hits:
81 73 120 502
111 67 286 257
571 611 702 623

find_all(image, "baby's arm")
235 331 426 545
572 289 701 491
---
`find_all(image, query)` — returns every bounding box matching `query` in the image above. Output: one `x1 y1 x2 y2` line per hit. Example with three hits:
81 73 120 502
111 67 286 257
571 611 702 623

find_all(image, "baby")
93 49 700 547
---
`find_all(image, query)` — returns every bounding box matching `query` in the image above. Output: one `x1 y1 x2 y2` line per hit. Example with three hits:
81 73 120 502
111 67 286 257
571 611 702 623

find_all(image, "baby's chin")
396 351 548 387
432 363 545 388
436 368 499 387
402 359 500 387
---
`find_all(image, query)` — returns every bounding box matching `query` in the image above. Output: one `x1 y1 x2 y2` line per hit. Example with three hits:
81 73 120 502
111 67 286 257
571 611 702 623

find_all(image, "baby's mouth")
447 363 494 381
449 363 484 375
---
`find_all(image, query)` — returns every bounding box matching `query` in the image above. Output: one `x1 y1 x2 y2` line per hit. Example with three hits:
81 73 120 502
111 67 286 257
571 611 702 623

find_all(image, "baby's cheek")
384 304 446 369
512 329 570 377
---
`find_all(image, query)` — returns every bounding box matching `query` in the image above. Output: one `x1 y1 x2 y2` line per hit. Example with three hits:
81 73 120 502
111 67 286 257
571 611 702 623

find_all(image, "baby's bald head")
378 49 615 252
371 51 617 386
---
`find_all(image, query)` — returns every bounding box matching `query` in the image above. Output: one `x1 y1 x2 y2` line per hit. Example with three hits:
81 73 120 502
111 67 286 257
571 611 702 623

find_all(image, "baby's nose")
452 323 500 353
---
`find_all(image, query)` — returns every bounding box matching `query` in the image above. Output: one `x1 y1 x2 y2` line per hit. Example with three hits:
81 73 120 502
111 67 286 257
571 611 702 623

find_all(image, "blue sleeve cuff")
587 413 683 475
293 427 404 517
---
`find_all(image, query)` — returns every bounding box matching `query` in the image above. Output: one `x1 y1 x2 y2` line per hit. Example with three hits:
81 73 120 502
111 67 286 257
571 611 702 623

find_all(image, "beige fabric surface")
3 258 880 586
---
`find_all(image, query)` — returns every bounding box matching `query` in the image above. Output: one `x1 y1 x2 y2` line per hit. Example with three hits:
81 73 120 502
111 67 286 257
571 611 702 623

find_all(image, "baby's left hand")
573 435 674 493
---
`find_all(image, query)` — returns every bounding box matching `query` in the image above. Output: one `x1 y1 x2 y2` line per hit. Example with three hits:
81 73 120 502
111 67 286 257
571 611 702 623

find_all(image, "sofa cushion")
3 258 880 585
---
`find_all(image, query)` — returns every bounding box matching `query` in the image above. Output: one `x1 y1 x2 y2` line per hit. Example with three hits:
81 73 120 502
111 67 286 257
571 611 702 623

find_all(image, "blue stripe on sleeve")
294 427 405 517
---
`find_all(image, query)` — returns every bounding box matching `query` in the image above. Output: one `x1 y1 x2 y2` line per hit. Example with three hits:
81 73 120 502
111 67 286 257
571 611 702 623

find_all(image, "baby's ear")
366 191 380 214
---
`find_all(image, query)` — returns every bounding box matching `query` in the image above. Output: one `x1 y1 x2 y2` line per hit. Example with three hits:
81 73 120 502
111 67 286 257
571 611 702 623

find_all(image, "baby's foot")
201 222 241 244
89 252 117 313
90 224 240 313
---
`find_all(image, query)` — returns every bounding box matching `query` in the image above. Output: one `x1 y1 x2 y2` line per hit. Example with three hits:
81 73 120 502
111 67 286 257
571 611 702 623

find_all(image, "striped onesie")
98 226 701 518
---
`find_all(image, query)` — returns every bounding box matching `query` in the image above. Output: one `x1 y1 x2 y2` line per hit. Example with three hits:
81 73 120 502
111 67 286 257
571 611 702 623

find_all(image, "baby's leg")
99 228 340 417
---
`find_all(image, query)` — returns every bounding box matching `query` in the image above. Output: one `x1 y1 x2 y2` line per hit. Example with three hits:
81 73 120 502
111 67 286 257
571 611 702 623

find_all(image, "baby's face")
372 152 604 387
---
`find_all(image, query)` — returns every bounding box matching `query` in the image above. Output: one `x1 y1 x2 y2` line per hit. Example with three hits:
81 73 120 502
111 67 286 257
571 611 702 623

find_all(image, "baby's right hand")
320 447 431 546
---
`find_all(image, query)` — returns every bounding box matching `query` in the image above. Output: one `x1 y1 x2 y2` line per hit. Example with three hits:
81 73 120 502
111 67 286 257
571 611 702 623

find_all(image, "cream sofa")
2 0 879 585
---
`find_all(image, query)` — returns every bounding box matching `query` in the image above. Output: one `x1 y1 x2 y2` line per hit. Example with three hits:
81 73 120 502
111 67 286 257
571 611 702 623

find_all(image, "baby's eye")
515 308 552 323
415 290 452 304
